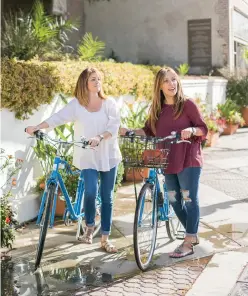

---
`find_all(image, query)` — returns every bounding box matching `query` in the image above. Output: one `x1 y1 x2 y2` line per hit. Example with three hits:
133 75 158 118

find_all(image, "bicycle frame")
138 168 171 226
36 155 84 228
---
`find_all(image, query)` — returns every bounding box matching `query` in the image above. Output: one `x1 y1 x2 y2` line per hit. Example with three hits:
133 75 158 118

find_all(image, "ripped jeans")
164 167 202 236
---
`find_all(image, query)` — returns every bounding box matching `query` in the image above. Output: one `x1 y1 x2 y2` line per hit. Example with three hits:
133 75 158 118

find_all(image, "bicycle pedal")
158 192 164 207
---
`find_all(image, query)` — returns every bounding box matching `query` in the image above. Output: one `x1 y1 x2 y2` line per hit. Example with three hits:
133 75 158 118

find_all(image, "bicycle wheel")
166 204 181 241
133 183 158 271
80 195 101 238
35 184 54 270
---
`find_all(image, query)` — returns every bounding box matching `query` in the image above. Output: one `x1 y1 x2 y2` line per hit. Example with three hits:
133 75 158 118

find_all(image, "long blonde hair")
148 67 186 134
74 67 106 106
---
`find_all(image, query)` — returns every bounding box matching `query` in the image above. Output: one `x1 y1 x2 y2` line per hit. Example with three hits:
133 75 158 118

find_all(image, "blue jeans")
82 166 117 235
164 167 201 236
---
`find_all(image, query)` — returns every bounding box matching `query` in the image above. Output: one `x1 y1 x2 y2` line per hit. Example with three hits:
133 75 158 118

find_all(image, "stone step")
186 251 248 296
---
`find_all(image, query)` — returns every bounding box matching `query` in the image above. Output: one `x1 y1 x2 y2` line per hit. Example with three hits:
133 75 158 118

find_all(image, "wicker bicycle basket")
119 135 170 169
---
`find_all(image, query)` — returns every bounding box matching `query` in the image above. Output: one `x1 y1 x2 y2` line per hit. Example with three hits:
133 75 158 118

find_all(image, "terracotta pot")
125 167 150 181
55 195 66 217
206 131 219 147
39 183 45 190
55 189 65 217
39 186 65 217
241 107 248 126
222 124 239 135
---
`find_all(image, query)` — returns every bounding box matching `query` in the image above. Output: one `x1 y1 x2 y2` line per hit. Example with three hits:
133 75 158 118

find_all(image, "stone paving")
71 257 211 296
229 263 248 296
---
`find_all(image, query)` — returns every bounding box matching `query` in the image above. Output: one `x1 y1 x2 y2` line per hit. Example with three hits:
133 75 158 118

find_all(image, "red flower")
6 217 10 224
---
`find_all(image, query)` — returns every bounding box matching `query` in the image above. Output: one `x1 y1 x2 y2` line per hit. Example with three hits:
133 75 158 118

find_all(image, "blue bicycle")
27 130 101 270
120 132 189 271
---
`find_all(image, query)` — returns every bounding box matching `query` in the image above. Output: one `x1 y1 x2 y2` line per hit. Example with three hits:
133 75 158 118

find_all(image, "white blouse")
45 98 122 171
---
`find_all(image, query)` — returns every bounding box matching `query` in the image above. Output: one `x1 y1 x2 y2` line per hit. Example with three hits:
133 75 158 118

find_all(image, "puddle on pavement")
1 257 114 296
199 223 248 249
45 264 113 286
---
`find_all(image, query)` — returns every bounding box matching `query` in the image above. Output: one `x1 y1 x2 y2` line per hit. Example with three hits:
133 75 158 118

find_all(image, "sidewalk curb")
186 251 248 296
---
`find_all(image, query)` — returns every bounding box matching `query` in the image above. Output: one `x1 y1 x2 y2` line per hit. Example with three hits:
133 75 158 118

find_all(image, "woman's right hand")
25 126 39 135
119 128 129 136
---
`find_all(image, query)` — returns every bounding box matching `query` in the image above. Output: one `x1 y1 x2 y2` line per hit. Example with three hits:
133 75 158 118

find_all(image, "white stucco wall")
84 0 229 69
0 95 69 223
182 78 227 110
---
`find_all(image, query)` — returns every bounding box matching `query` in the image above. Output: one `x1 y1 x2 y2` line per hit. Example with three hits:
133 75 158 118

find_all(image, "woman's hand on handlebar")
25 126 39 136
181 128 193 140
89 136 101 147
119 128 129 136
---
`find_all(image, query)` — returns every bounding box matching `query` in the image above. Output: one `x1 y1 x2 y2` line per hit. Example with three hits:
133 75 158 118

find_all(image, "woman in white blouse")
26 67 122 253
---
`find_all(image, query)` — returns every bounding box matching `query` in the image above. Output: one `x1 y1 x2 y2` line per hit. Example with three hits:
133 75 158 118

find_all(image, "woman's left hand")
181 128 193 140
89 136 101 147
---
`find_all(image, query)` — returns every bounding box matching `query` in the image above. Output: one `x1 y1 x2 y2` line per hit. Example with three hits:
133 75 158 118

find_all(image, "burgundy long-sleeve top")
143 99 208 174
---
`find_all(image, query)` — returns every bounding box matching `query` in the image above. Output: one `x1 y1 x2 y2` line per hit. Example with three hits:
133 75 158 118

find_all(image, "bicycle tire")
166 204 181 241
133 183 158 271
35 184 55 270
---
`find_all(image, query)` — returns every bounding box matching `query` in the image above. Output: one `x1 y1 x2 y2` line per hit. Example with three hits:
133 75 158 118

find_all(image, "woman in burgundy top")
120 67 208 258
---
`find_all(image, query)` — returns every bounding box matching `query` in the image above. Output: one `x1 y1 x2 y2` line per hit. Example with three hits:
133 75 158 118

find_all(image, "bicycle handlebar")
124 130 191 144
24 129 90 148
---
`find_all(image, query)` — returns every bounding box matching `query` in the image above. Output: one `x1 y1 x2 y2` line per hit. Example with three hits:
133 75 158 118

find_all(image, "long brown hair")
74 67 106 106
148 67 186 134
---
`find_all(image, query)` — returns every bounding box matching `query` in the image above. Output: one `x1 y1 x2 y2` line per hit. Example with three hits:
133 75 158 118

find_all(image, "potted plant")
222 111 245 135
194 98 221 148
120 100 150 181
205 119 220 147
227 76 248 126
217 99 245 135
204 109 227 147
35 169 79 217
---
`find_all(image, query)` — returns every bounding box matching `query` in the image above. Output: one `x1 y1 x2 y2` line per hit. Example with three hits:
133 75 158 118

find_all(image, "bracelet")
98 135 104 141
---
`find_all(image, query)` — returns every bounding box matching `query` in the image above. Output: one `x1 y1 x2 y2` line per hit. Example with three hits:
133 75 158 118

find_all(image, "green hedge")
1 58 156 119
1 58 61 119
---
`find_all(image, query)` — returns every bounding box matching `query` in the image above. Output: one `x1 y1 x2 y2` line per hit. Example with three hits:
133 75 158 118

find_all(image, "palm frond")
77 32 105 61
32 0 58 42
1 0 79 60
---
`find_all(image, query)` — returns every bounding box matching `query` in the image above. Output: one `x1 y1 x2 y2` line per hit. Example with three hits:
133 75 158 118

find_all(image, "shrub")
1 58 61 119
227 76 248 107
0 151 22 248
1 59 155 119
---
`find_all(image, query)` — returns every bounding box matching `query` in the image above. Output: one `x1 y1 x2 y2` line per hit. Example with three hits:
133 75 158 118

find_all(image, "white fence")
1 77 227 222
